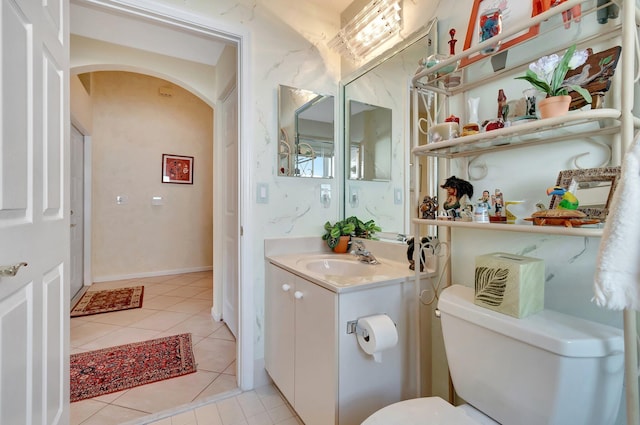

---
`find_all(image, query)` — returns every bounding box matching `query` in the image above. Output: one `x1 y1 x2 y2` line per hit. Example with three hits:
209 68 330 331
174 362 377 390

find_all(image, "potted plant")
515 44 592 118
322 220 356 253
344 216 382 239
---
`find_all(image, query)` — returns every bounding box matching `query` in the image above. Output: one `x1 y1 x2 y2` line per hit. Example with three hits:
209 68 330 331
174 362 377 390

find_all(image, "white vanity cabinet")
265 255 417 425
265 263 337 425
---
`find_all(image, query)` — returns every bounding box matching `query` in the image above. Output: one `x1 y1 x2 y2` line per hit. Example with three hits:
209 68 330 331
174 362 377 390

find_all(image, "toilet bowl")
362 397 497 424
362 285 624 425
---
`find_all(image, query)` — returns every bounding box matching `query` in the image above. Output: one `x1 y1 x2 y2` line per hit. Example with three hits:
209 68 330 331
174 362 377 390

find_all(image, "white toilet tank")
438 285 624 425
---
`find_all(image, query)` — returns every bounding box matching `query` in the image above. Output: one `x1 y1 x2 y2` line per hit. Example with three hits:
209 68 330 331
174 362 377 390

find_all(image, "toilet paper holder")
346 320 370 339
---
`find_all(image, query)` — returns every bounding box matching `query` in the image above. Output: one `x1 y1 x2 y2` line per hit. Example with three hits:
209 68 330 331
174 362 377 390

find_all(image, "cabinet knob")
294 291 303 299
281 284 291 292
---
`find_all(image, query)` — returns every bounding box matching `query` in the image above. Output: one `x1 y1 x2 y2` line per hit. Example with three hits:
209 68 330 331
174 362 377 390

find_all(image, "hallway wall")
90 71 214 280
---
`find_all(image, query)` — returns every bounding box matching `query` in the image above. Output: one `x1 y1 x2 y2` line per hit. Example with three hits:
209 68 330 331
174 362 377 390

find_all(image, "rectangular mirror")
278 85 335 178
342 18 438 235
348 100 392 181
549 166 621 220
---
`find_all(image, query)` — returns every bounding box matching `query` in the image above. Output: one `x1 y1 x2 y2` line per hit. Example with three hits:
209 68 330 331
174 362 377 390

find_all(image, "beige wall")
90 71 213 280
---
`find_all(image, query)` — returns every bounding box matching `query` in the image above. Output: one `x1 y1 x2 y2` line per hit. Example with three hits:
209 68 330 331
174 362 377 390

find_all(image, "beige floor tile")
211 325 235 341
77 326 161 350
143 284 185 296
254 386 285 411
193 339 236 373
273 417 302 425
164 314 224 338
194 403 223 425
69 399 108 425
266 404 295 424
129 310 192 331
188 278 213 288
192 289 214 300
216 397 246 425
222 361 236 376
143 295 188 310
70 322 121 348
77 403 149 425
195 375 239 401
163 286 210 298
111 370 219 413
82 307 156 326
165 298 212 314
92 388 130 404
236 391 266 418
246 412 274 425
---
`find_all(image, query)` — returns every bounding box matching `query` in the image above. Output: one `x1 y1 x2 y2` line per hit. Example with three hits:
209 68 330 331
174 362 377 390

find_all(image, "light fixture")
328 0 402 62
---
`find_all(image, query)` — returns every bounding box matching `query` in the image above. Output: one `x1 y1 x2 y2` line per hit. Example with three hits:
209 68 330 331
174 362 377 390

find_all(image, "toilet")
363 285 625 425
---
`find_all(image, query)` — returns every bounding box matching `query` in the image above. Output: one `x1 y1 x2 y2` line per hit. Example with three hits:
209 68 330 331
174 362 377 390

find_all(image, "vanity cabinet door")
293 277 337 425
265 264 296 403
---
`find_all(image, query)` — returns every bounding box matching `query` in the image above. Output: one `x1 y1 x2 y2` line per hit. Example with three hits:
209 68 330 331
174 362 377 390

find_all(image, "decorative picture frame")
460 0 540 68
162 154 194 184
549 166 621 220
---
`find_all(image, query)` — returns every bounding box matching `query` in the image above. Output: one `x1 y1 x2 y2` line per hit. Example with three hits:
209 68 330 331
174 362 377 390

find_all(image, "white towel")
593 135 640 310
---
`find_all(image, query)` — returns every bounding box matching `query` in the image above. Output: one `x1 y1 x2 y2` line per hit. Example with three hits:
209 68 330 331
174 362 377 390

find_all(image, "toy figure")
547 186 579 210
478 190 492 210
491 189 504 216
419 196 438 219
441 176 474 217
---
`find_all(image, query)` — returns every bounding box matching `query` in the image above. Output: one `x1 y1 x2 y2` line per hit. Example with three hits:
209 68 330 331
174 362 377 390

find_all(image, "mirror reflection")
348 100 392 181
342 19 438 235
278 85 335 178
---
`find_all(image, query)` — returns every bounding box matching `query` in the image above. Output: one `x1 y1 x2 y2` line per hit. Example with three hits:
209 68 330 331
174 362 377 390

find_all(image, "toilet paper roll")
356 314 398 363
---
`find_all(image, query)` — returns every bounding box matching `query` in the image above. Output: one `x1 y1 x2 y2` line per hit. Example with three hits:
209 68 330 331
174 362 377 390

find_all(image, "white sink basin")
302 258 379 277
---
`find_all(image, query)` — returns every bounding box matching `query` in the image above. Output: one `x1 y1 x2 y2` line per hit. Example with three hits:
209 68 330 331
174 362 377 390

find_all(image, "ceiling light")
328 0 402 62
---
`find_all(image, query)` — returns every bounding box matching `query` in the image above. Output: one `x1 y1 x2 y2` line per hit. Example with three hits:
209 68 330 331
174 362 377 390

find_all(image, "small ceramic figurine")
491 189 504 216
478 190 492 210
441 176 474 217
419 195 438 219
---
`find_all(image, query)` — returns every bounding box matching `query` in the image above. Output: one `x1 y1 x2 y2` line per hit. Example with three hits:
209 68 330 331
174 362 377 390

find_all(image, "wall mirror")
278 85 335 178
348 100 392 181
549 166 621 220
342 18 438 235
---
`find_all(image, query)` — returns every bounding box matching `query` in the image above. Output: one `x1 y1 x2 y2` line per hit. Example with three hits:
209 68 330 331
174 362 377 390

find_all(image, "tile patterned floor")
70 271 301 425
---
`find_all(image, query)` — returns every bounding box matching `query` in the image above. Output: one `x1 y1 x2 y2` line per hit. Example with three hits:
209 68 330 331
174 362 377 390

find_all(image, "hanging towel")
593 134 640 310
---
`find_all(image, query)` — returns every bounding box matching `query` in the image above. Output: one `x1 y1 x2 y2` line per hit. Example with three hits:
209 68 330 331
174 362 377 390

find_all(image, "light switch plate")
257 183 269 204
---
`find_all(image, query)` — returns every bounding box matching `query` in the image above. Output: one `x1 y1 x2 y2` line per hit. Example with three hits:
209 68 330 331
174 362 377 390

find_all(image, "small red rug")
70 333 197 402
71 286 144 317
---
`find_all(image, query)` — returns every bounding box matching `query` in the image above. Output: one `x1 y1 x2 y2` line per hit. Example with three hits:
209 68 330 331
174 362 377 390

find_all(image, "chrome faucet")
350 240 379 264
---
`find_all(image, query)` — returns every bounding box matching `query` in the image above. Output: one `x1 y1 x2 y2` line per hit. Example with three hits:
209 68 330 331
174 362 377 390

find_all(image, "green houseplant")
344 216 382 239
515 44 592 118
322 220 356 252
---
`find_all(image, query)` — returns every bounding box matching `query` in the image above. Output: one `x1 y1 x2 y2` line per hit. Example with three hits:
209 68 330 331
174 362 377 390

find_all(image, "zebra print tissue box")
474 252 544 318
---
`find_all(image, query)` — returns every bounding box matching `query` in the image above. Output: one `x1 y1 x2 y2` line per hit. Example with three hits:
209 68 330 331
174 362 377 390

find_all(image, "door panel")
0 0 69 424
222 86 239 337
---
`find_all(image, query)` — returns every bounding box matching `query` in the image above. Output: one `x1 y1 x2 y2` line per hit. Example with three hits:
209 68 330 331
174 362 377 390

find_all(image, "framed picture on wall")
460 0 540 68
162 153 194 184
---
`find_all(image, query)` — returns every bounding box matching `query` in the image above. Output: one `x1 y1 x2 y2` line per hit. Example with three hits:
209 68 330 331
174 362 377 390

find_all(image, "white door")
221 86 239 337
70 126 84 299
0 0 69 424
218 88 240 338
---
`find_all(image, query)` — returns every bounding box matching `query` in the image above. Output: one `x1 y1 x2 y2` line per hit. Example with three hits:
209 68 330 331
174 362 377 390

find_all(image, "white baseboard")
93 266 213 283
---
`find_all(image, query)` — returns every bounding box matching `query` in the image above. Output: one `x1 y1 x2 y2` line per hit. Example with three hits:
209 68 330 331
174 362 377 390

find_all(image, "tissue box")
474 252 544 318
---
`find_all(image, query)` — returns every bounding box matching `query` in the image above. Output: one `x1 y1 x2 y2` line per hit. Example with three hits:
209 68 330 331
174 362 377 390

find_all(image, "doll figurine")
441 176 474 217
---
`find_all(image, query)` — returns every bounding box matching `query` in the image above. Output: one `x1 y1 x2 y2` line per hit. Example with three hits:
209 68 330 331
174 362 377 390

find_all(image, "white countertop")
267 252 415 293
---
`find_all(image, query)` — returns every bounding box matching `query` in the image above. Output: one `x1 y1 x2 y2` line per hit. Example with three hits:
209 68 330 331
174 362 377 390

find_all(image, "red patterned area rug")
70 333 197 402
71 286 144 317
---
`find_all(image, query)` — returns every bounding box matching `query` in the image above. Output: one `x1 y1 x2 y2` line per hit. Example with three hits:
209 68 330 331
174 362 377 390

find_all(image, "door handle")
0 262 28 277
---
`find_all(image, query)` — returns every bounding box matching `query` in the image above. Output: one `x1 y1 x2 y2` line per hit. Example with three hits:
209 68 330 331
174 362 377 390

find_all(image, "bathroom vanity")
264 237 422 425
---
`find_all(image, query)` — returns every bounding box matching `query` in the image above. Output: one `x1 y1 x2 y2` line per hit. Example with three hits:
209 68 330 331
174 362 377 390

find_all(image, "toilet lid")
361 397 480 425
